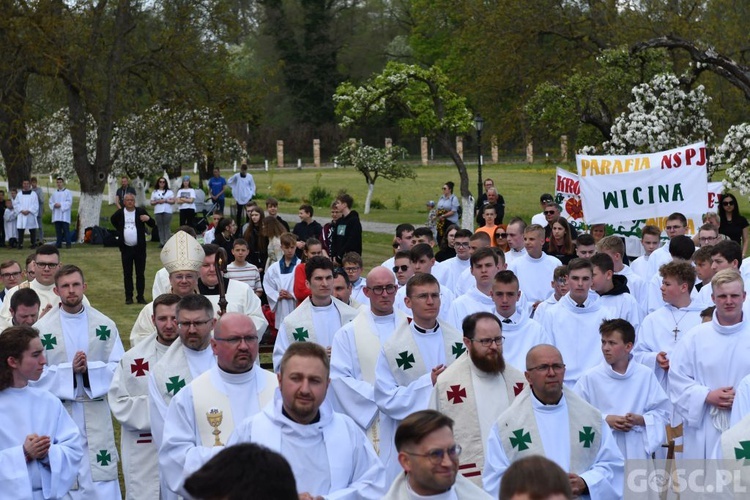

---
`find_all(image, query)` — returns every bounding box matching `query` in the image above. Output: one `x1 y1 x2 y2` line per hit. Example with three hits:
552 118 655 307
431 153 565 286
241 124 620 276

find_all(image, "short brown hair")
54 264 84 285
0 326 39 391
641 225 661 238
280 232 297 248
394 410 454 451
279 342 329 377
499 455 572 500
406 272 439 298
599 318 635 344
596 235 625 256
659 261 696 292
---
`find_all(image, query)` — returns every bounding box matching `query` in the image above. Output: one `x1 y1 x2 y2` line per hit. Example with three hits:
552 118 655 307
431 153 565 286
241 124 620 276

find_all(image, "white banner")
577 142 708 225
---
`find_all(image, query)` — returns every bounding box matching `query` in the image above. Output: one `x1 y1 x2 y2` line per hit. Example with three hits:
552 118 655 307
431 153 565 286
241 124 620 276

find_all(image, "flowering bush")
711 123 750 194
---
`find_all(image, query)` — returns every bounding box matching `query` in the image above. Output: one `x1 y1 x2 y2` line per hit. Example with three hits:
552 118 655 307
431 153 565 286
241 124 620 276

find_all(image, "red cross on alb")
131 358 149 377
447 384 467 404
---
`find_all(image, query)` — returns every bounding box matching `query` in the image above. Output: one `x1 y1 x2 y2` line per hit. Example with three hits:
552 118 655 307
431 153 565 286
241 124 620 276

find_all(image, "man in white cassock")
438 230 474 292
107 293 181 500
453 232 493 297
483 344 624 499
130 231 205 346
148 294 216 500
644 213 688 280
228 342 386 499
384 410 492 499
330 266 409 456
645 235 703 313
541 259 615 387
131 240 267 346
633 261 703 392
502 218 527 267
428 312 525 486
491 270 551 371
394 244 454 321
0 245 90 327
374 273 464 483
160 313 277 497
508 224 562 305
13 179 39 248
574 319 670 460
668 269 750 459
273 256 358 372
31 265 124 499
446 248 503 330
262 233 300 330
0 325 83 500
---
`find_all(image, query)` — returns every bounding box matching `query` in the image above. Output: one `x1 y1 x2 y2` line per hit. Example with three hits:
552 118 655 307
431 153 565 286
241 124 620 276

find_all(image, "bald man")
483 345 624 498
330 266 410 458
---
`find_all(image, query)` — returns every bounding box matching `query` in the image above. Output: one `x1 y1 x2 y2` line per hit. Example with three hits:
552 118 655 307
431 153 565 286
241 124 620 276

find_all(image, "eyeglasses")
172 274 197 282
0 271 21 279
214 335 258 346
723 201 735 206
177 319 213 329
404 444 462 465
699 236 718 242
527 363 566 373
454 242 470 248
469 336 504 347
393 265 409 273
543 210 557 215
495 233 508 239
665 225 684 231
35 262 59 270
343 266 361 273
367 284 397 295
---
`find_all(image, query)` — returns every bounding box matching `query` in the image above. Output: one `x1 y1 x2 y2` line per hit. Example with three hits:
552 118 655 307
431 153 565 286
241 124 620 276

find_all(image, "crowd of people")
3 171 750 499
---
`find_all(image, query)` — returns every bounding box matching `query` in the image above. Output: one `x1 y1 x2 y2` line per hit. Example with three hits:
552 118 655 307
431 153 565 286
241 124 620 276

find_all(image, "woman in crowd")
718 192 749 255
176 176 197 227
435 181 459 241
262 215 287 270
545 217 576 264
493 224 510 253
214 218 237 264
435 223 459 262
0 325 82 498
242 206 266 271
150 177 175 248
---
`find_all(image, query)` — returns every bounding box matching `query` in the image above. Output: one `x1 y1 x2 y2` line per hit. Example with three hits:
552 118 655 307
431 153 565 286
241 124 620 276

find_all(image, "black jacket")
110 207 155 249
331 210 362 264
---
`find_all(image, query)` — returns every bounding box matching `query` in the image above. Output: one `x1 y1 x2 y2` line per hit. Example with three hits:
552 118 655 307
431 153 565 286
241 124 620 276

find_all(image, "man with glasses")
394 244 454 321
428 313 525 486
160 313 277 498
508 224 562 306
492 271 550 371
342 251 369 306
273 256 358 372
392 250 414 288
130 231 205 346
33 264 125 499
375 273 464 483
483 344 624 499
108 293 181 500
0 244 88 325
440 229 474 292
386 410 492 498
229 342 386 499
148 294 217 456
0 259 22 304
646 212 688 277
331 266 410 457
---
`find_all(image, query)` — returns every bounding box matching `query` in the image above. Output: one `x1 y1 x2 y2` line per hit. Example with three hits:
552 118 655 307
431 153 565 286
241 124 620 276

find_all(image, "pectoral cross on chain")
673 326 680 341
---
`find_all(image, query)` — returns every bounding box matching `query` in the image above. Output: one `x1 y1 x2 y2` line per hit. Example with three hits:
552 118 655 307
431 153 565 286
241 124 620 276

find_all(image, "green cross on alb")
451 342 466 358
510 429 531 451
293 327 309 342
41 333 57 350
396 351 415 370
166 376 186 395
579 426 596 448
735 441 750 464
96 450 111 466
95 325 111 341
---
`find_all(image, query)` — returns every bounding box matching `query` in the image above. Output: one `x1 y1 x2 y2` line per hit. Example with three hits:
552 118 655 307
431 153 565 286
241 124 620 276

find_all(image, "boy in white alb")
508 224 561 306
630 225 661 280
532 265 568 324
574 319 670 460
590 253 642 330
262 233 299 330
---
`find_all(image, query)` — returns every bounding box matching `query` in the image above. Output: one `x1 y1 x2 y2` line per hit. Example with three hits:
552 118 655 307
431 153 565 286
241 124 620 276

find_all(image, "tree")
334 62 475 227
333 140 414 214
711 124 750 194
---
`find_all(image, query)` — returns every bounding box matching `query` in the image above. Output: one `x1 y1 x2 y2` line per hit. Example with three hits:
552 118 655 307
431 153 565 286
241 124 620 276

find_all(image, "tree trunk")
0 70 32 188
460 196 475 229
436 133 473 229
364 182 374 214
77 192 104 242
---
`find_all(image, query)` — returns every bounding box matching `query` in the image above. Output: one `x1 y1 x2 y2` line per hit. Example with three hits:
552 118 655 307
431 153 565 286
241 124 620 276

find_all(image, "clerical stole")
351 311 409 453
434 354 526 484
282 297 358 345
382 322 464 387
252 412 355 492
191 367 276 447
497 388 602 474
36 306 119 482
152 339 195 408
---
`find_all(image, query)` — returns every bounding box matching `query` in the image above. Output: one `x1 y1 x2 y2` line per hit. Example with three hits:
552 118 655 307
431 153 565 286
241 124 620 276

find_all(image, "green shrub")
393 195 402 211
309 185 332 207
271 183 292 200
370 199 387 210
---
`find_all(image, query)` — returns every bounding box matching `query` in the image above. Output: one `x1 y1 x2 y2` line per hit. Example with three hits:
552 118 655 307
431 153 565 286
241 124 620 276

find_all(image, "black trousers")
120 244 147 300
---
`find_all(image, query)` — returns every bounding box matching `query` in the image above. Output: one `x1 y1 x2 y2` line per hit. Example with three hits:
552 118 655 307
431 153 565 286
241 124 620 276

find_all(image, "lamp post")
474 113 484 201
